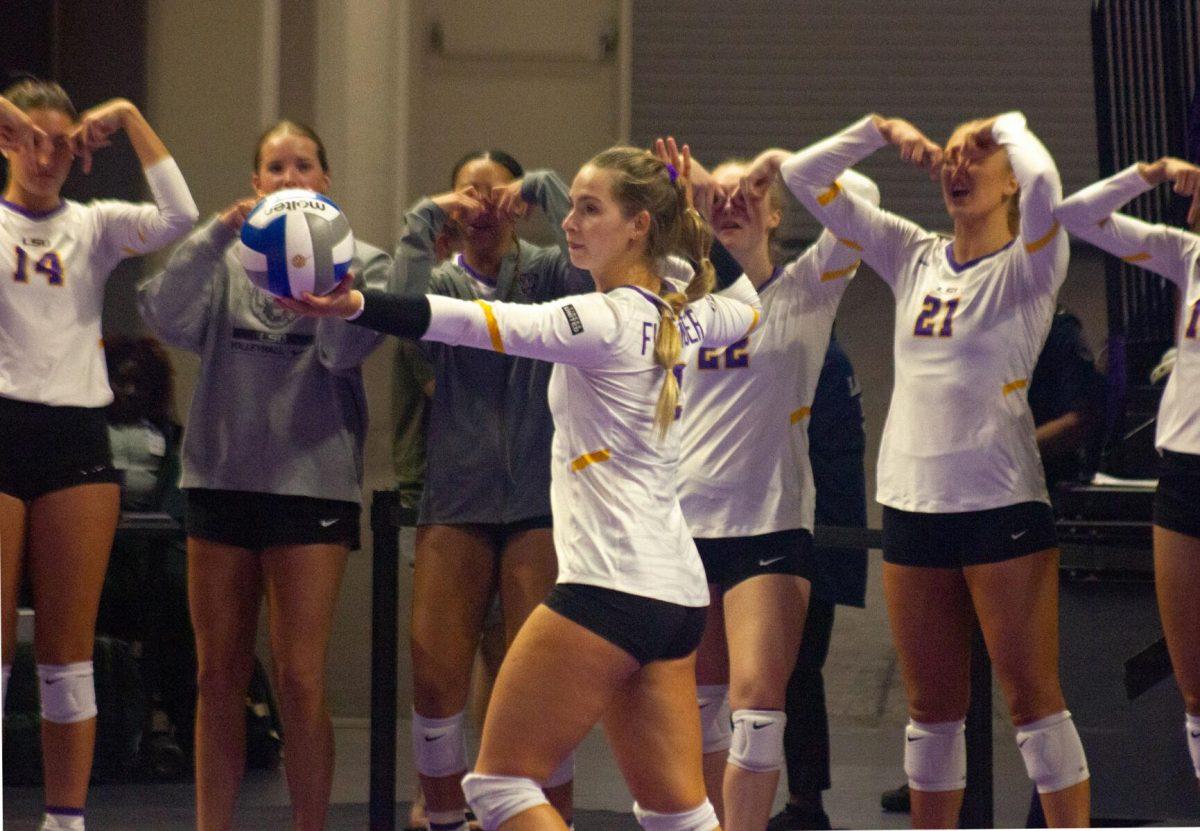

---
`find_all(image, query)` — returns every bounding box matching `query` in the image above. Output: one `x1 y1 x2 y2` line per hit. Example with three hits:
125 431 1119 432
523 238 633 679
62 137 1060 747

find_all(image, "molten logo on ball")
237 188 354 299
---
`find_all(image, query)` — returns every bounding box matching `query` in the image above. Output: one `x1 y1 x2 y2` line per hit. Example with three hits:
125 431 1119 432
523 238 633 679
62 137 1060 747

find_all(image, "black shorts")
1154 450 1200 539
695 528 815 591
0 396 122 501
185 488 360 551
882 501 1057 569
544 583 707 666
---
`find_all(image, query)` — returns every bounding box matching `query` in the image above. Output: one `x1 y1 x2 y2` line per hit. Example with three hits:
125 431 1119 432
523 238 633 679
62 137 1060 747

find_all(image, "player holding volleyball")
651 137 877 831
744 111 1089 827
0 80 198 831
288 146 759 831
138 120 389 831
1056 157 1200 788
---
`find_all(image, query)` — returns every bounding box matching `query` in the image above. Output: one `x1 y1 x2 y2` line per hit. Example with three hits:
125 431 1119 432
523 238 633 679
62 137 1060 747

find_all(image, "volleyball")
238 188 354 299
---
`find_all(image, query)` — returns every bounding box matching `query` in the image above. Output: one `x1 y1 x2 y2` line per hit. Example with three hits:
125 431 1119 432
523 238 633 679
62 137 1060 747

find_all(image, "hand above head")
70 98 137 174
943 116 1000 181
873 115 944 180
491 178 530 222
275 274 363 318
219 197 259 232
0 96 51 160
1139 157 1200 226
742 148 789 202
653 136 722 221
431 186 488 226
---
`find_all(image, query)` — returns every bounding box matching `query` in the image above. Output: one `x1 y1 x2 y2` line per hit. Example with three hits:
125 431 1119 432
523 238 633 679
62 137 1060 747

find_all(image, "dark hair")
3 77 77 120
254 120 329 172
105 336 176 426
449 150 523 188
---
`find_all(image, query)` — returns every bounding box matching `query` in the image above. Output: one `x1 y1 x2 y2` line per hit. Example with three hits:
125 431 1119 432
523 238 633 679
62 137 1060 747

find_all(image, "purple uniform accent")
944 239 1014 273
0 198 67 221
44 806 86 817
456 254 498 287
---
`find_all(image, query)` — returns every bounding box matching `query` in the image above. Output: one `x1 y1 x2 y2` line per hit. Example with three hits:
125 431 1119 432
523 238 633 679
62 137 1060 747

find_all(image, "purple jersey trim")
944 239 1015 273
456 254 498 287
611 283 667 310
755 265 785 293
0 197 67 221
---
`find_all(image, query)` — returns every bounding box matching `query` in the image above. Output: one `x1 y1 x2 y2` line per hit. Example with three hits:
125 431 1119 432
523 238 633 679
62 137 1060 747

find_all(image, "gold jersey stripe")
817 182 842 206
1002 378 1028 396
570 448 611 473
1122 251 1152 263
838 237 863 251
741 308 761 338
790 406 813 424
476 300 505 353
1024 221 1061 254
121 246 140 257
821 260 861 282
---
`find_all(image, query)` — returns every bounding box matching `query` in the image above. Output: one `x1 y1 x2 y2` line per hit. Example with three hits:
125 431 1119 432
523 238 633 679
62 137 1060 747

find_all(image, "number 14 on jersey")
12 246 65 286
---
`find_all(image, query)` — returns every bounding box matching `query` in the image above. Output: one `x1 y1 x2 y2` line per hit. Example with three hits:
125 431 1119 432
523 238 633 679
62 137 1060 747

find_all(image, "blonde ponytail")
588 146 720 438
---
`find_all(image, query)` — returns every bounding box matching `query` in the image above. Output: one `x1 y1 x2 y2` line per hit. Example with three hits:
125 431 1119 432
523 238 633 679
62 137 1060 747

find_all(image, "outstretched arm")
1056 158 1200 290
767 116 930 285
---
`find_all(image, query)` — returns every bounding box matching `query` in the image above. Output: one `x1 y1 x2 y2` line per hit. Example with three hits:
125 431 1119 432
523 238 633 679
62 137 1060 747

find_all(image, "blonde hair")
588 147 717 437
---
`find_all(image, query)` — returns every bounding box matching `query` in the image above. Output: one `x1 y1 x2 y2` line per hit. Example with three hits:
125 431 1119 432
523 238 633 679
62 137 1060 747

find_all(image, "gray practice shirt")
138 217 391 504
393 170 592 525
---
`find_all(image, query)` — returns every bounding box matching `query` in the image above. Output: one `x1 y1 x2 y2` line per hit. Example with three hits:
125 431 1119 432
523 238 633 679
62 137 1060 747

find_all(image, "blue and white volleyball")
238 188 354 298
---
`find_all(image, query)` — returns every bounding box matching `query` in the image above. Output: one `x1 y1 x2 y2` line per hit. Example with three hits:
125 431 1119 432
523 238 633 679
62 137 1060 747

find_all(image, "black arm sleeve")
708 238 744 289
349 289 432 339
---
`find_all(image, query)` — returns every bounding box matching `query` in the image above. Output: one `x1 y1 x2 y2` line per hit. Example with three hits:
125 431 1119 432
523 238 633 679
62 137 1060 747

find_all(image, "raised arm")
391 189 487 295
770 116 930 284
789 168 881 305
1055 159 1200 289
951 112 1064 261
78 99 199 258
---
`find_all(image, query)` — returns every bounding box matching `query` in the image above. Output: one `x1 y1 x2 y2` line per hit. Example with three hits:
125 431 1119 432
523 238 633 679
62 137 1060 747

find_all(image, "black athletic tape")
351 290 432 339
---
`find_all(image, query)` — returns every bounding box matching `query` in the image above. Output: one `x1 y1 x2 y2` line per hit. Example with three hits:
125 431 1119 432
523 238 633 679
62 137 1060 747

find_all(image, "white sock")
40 807 85 830
427 809 468 831
1187 713 1200 781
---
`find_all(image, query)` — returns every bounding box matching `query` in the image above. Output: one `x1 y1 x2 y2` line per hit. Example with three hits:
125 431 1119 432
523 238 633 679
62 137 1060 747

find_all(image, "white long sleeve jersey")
782 114 1068 513
679 170 879 538
0 159 197 407
1057 165 1200 455
422 277 762 606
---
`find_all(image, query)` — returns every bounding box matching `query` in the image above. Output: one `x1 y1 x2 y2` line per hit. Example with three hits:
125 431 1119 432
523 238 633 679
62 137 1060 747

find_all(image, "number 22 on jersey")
913 294 959 337
13 246 65 286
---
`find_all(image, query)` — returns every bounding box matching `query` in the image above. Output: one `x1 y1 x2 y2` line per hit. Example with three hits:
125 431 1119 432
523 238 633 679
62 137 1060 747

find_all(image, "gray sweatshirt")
138 217 391 504
394 170 592 525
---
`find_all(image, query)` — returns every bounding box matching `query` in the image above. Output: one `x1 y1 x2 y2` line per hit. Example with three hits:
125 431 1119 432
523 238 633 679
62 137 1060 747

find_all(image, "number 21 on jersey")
13 246 65 286
913 294 959 337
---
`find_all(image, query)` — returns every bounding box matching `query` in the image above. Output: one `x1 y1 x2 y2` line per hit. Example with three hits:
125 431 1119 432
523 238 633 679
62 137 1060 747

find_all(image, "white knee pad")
1187 713 1200 780
542 750 575 788
37 662 97 724
904 719 966 792
696 684 731 753
633 799 719 831
728 708 785 773
461 772 548 830
412 709 468 777
1015 710 1089 793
